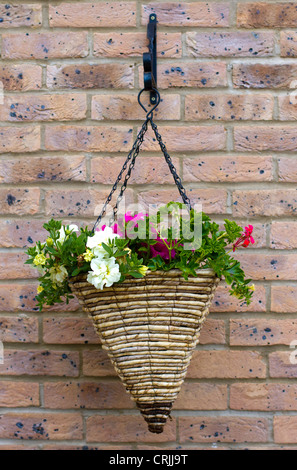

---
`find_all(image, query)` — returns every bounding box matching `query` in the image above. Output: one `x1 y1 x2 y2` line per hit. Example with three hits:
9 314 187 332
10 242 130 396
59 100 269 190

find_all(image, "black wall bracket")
143 13 157 104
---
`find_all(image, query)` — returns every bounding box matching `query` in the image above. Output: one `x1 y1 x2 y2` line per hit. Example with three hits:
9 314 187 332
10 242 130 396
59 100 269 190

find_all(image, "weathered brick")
0 94 87 122
142 3 230 27
271 286 297 312
0 4 42 28
43 317 99 344
83 350 115 377
44 125 133 152
198 319 226 345
179 416 268 443
183 155 273 182
233 189 297 217
0 413 83 440
0 188 40 215
91 94 180 121
0 316 38 343
0 126 40 153
278 157 297 181
0 219 47 248
0 64 42 91
44 381 133 409
141 63 227 89
175 383 227 410
280 30 297 57
94 32 181 58
187 350 266 379
233 64 297 89
0 283 38 312
0 253 38 280
270 222 297 249
234 253 297 280
274 416 297 444
0 350 79 377
213 284 266 312
91 156 181 185
49 2 136 27
140 125 226 152
137 188 227 214
2 32 88 59
234 126 297 152
47 64 134 89
186 31 274 57
186 93 273 121
86 415 176 442
237 2 297 28
269 352 297 378
230 319 297 346
0 382 39 407
230 383 297 411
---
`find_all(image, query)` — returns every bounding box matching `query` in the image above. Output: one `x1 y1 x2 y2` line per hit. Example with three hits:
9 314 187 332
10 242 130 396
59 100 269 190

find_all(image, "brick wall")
0 0 297 450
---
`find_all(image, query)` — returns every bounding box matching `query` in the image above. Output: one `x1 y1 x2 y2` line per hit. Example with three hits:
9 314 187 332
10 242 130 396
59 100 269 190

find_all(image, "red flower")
233 225 255 252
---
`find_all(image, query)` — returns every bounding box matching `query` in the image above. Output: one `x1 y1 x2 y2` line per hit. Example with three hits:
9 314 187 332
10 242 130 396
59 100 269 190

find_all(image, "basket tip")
137 401 173 434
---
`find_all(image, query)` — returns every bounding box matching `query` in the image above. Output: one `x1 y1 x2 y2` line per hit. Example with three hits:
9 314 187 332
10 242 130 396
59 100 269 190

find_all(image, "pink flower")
150 237 178 260
233 225 255 252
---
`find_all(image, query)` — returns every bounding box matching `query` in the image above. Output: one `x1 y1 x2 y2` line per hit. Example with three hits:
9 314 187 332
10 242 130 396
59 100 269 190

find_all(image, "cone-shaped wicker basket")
69 268 219 433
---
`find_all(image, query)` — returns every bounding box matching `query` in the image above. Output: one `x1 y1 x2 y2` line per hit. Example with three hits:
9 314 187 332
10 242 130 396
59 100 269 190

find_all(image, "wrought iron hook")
143 13 157 104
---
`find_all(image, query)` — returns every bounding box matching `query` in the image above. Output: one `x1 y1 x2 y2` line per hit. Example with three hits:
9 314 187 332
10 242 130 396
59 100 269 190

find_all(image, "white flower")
86 226 119 251
87 256 121 290
57 224 79 244
49 265 68 286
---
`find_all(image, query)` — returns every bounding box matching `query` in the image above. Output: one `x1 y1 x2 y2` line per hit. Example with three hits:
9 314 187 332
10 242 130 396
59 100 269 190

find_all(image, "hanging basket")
69 269 219 433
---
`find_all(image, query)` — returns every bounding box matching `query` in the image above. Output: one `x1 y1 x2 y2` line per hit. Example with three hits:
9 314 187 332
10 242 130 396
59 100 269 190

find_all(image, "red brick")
0 350 79 377
186 31 274 57
140 125 226 152
0 188 40 215
175 383 227 410
49 2 136 27
47 64 134 89
0 64 42 91
185 94 273 121
233 189 297 217
269 352 297 378
183 155 273 182
199 318 226 345
141 62 227 89
0 4 42 28
137 188 227 214
278 157 297 181
0 220 47 248
86 415 176 442
91 94 180 121
0 382 39 407
0 94 87 122
274 416 297 444
233 64 297 89
44 381 133 409
179 416 268 443
0 316 38 343
231 383 297 411
212 285 266 312
280 30 297 57
271 222 297 249
142 3 230 27
94 32 181 58
91 156 181 185
0 126 40 153
44 125 133 152
235 125 297 151
0 253 39 280
2 31 88 59
234 253 297 280
230 319 297 346
0 413 83 440
237 3 297 28
83 350 115 377
187 350 266 379
0 283 38 312
278 96 297 121
43 317 99 344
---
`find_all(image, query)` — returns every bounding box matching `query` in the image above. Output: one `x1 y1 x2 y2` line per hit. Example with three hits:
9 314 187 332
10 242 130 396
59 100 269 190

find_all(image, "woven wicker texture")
69 269 219 433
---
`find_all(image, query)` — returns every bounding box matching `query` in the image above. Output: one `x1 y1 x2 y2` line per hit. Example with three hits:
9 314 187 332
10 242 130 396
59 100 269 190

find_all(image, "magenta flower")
150 237 179 260
233 225 255 252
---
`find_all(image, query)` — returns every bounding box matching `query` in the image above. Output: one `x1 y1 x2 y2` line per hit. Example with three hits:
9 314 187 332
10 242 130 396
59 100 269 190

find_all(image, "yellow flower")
139 265 149 276
248 284 255 291
37 285 44 294
83 249 94 262
46 237 53 247
33 253 47 266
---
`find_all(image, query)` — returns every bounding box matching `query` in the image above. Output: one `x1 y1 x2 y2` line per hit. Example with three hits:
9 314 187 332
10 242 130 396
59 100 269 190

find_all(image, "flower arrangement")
25 202 255 311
